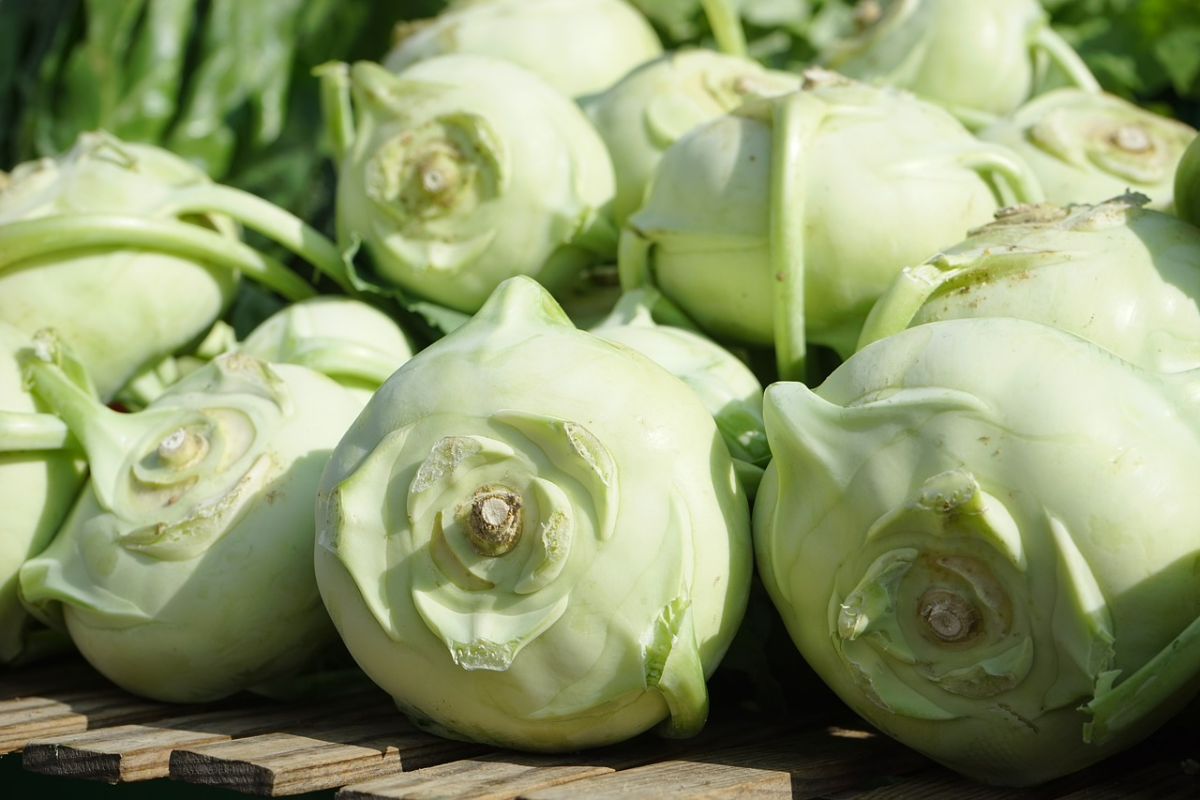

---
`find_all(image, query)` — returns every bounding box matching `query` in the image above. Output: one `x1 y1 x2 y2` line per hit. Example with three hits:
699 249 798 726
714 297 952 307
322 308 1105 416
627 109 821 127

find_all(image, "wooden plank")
521 723 928 799
169 715 490 796
0 687 173 755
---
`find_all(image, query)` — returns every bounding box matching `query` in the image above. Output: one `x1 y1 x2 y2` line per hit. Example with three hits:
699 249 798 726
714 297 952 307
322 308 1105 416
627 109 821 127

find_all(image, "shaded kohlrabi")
584 48 802 227
977 89 1197 212
381 0 663 100
858 193 1200 373
590 288 769 496
321 57 618 316
1176 133 1200 229
817 0 1100 129
0 131 355 400
314 276 753 751
619 68 1043 381
753 316 1200 786
17 334 365 703
0 321 87 664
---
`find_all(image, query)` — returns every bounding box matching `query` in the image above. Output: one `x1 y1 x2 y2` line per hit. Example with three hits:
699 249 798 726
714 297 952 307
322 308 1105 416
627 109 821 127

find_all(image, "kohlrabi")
321 56 618 316
977 88 1198 212
314 276 753 751
0 321 87 664
619 68 1043 381
0 131 355 400
858 193 1200 373
584 48 802 227
381 0 664 100
1176 133 1200 229
818 0 1100 129
754 316 1200 786
590 288 769 496
18 334 366 703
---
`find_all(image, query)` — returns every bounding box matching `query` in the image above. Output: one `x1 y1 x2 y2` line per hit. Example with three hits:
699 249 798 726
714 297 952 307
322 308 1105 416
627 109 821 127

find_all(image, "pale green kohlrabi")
818 0 1100 129
17 335 366 703
0 131 355 401
381 0 663 100
589 288 769 496
977 89 1198 212
583 47 802 227
0 321 88 664
753 316 1200 786
1175 133 1200 229
314 276 753 751
321 56 619 316
619 68 1044 381
858 193 1200 372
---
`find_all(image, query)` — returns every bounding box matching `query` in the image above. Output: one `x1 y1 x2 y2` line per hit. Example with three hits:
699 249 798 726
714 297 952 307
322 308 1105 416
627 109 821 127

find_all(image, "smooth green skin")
858 194 1200 372
621 74 1041 361
18 352 365 703
381 0 663 100
584 48 801 227
979 88 1198 212
818 0 1099 128
1176 134 1200 228
315 276 753 751
753 317 1200 786
333 57 618 315
0 321 87 663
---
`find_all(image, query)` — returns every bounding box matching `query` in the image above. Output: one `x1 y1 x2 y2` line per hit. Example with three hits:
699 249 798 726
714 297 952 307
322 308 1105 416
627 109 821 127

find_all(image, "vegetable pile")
4 0 1200 788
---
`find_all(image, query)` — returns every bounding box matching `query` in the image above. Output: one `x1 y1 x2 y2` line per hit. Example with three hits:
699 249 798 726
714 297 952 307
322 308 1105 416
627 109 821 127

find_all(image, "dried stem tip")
466 487 523 557
918 588 981 644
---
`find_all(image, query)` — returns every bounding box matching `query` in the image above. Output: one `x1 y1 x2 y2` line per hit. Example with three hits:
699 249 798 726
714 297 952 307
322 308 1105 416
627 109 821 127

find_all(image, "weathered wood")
169 716 490 795
0 687 173 755
336 755 620 800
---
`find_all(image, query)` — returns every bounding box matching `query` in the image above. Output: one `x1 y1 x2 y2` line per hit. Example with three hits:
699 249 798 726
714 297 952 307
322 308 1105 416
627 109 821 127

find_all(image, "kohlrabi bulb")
328 57 618 315
620 69 1043 379
978 89 1198 212
0 131 352 400
818 0 1100 128
1174 133 1200 228
584 48 802 226
18 337 365 702
381 0 663 100
315 276 753 751
858 193 1200 372
0 321 87 663
754 316 1200 786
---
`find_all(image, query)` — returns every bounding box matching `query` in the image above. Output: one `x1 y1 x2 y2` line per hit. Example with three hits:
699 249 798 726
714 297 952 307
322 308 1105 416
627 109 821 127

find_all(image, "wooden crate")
2 654 1198 798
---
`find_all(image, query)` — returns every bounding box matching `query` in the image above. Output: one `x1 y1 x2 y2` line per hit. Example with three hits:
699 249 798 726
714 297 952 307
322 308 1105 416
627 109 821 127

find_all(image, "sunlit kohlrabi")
0 131 355 401
858 193 1200 373
589 288 769 496
753 316 1200 786
818 0 1100 129
0 321 87 664
977 89 1198 212
17 334 366 703
619 68 1044 380
315 276 753 751
583 48 802 227
381 0 663 100
321 57 618 316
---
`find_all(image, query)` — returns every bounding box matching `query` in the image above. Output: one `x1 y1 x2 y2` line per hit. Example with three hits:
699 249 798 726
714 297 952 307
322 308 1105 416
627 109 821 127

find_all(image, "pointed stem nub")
465 487 523 557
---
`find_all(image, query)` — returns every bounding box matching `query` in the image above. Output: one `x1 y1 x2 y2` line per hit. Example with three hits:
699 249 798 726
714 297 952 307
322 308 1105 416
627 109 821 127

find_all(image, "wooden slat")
0 686 174 755
21 686 390 782
169 715 490 795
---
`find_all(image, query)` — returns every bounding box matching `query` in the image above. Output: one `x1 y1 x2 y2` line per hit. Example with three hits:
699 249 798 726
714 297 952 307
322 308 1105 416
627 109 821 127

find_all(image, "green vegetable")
18 334 366 702
1176 133 1200 228
0 131 354 400
858 193 1200 372
978 88 1197 212
381 0 664 100
818 0 1100 128
314 276 752 750
753 316 1200 786
619 69 1043 380
0 321 87 664
584 47 801 226
323 56 618 315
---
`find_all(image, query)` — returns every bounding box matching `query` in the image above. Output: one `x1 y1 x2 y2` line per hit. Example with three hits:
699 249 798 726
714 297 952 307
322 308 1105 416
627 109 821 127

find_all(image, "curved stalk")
0 410 73 451
0 215 317 302
616 226 655 290
699 0 747 58
770 91 828 383
315 60 356 166
154 183 357 295
1033 26 1102 94
283 343 407 386
956 143 1047 207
